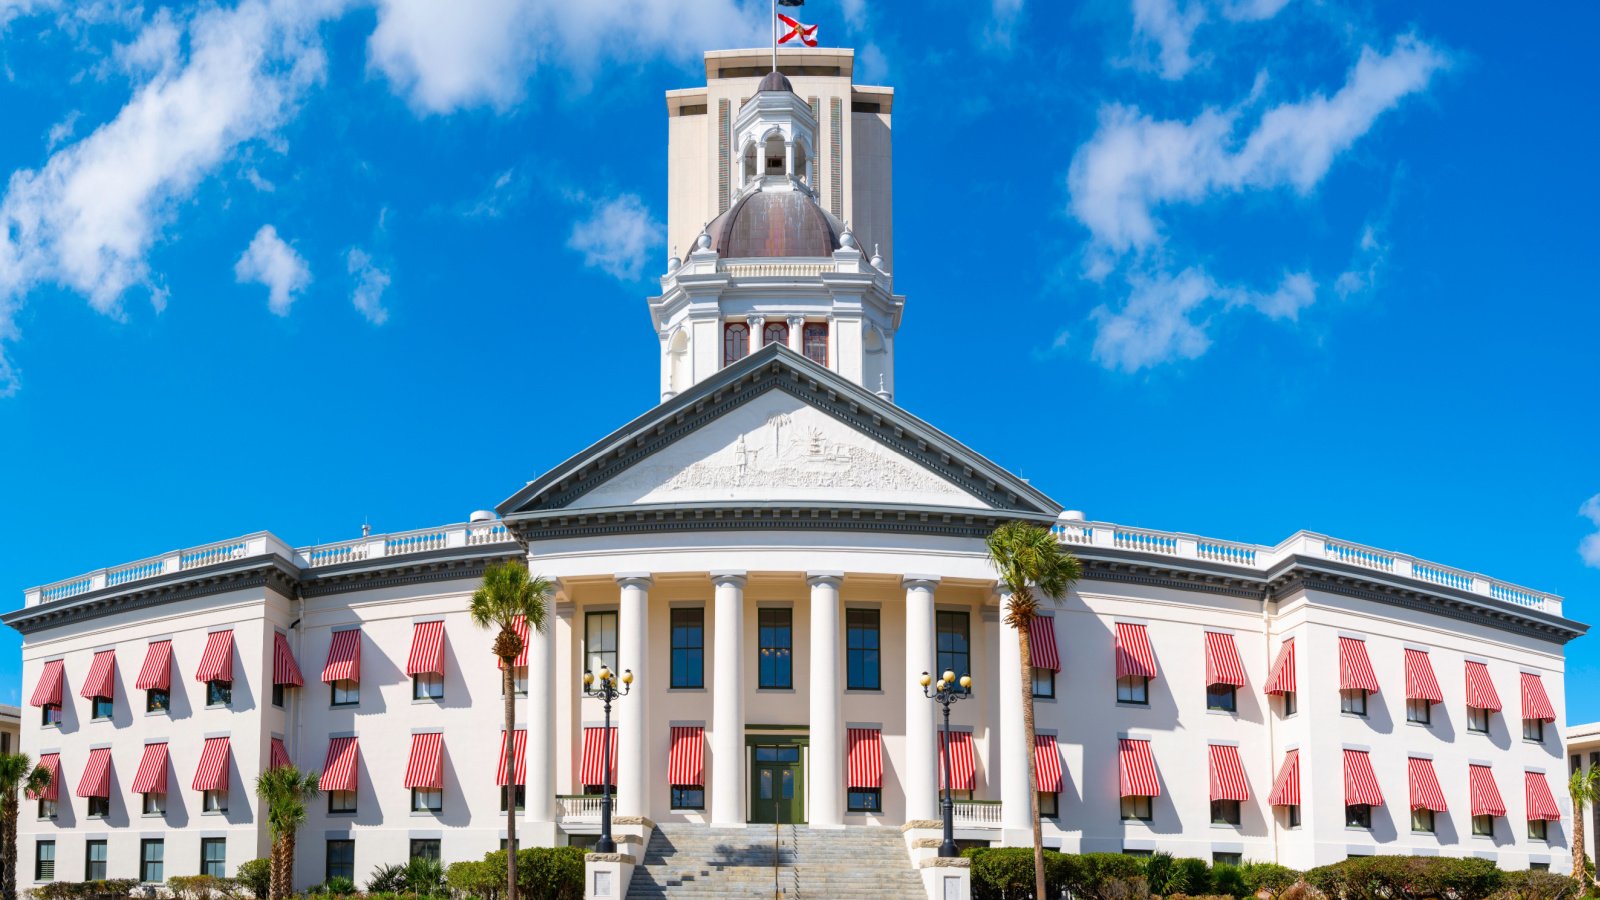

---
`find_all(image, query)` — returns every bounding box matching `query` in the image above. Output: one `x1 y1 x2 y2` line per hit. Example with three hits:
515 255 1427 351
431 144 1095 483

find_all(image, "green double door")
749 743 805 824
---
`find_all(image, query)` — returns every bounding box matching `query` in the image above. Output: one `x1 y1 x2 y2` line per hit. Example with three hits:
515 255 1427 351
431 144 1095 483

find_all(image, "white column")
807 572 844 828
525 580 559 842
996 589 1031 838
785 141 795 177
787 316 805 354
903 575 939 822
711 571 747 826
616 574 652 817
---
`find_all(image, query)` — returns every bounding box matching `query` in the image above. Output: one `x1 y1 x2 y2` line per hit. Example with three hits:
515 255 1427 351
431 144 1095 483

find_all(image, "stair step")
627 824 924 899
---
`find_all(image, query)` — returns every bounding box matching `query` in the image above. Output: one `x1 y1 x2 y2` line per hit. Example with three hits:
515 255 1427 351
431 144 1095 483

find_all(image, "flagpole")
771 0 777 72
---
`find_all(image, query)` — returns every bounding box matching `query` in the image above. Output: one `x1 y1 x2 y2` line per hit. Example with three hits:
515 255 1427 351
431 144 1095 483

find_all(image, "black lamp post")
582 665 632 854
921 668 974 858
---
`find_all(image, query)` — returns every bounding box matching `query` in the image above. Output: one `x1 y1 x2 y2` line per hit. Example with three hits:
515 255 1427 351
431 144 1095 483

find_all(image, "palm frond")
986 521 1083 627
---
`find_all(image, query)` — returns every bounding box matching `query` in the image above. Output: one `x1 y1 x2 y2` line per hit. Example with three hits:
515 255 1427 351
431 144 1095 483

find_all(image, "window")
1117 676 1150 705
1 732 7 753
1412 808 1435 833
271 683 285 708
42 704 61 726
143 792 165 815
1523 718 1544 742
848 788 882 813
91 696 112 720
1529 819 1548 841
1340 689 1368 716
803 323 828 365
1211 799 1241 825
330 679 359 706
1531 862 1550 872
87 796 109 818
670 608 705 689
413 673 443 700
585 611 618 675
1207 684 1237 712
758 608 793 689
1473 814 1494 836
1032 668 1056 699
206 680 231 707
1123 848 1154 859
672 787 705 810
1407 698 1432 724
723 323 749 366
1039 791 1059 818
325 839 355 883
147 689 169 714
1120 795 1153 821
512 666 528 696
846 609 880 690
203 790 228 813
35 841 55 882
1345 804 1372 829
1214 852 1243 867
1282 690 1297 716
762 322 789 347
37 798 56 819
84 840 106 881
412 788 442 812
935 612 970 683
329 791 357 814
140 839 164 883
1467 706 1490 733
500 785 525 813
410 840 440 862
1287 805 1301 828
201 838 227 877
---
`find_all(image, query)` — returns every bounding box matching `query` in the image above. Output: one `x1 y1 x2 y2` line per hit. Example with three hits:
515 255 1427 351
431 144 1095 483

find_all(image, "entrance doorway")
749 743 805 824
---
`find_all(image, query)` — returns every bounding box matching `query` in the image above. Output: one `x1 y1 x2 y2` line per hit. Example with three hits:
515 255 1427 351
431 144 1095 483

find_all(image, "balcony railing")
555 794 606 823
951 799 1003 829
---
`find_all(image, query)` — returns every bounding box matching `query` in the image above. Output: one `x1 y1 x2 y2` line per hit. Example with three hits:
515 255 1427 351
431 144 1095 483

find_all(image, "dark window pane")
724 323 749 366
201 838 227 877
846 609 881 690
1206 684 1236 712
936 612 970 683
671 608 705 689
803 323 829 365
410 840 441 862
759 609 793 689
326 840 355 882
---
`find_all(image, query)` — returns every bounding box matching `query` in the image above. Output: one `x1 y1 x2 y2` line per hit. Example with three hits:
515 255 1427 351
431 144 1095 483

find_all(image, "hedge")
442 847 584 900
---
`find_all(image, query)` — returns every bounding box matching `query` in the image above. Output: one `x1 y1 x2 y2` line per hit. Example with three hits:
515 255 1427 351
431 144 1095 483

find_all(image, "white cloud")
1581 495 1600 569
567 194 661 281
367 0 765 114
346 248 390 325
1071 35 1447 255
462 167 530 219
1335 224 1386 299
234 224 310 316
1091 267 1312 372
45 111 81 151
1129 0 1207 80
1221 0 1290 22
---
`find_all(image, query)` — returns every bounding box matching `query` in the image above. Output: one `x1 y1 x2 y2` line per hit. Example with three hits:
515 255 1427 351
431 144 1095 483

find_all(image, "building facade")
1570 723 1600 870
4 46 1588 895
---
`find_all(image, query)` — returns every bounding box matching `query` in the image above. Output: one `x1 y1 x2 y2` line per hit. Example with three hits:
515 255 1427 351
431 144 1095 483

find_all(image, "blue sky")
1 1 1597 720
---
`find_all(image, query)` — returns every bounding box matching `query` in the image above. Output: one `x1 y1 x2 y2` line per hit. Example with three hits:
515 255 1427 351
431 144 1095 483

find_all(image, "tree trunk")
1575 796 1588 887
2 791 18 900
504 655 518 900
283 830 297 895
1018 619 1045 900
274 832 289 900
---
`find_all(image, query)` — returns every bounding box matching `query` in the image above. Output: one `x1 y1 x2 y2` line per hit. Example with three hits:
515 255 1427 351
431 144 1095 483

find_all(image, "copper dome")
756 70 795 94
708 189 843 259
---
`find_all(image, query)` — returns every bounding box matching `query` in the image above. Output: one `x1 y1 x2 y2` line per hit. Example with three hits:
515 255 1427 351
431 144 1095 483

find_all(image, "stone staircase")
627 822 926 899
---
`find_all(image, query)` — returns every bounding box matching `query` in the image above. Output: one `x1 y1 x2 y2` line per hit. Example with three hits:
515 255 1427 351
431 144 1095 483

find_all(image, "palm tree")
471 560 554 900
986 521 1082 900
255 766 320 899
1570 766 1599 888
1 754 52 900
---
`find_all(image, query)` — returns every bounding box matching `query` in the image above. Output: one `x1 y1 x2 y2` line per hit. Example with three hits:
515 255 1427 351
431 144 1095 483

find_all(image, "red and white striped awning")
580 726 617 787
939 731 976 793
1520 672 1556 722
323 737 359 793
323 630 361 683
1035 734 1063 793
1264 639 1296 695
668 726 705 787
195 631 234 683
269 738 292 771
1204 632 1247 688
1407 757 1447 813
30 753 61 801
1118 738 1160 798
1343 749 1384 807
1209 744 1248 802
192 737 231 792
131 743 168 795
1029 616 1060 672
848 728 882 790
404 732 444 789
497 730 526 786
76 747 112 799
1339 637 1379 694
1115 623 1158 680
1470 764 1506 817
1464 661 1501 712
1267 750 1299 807
135 641 172 691
1525 771 1561 821
1404 649 1443 704
29 659 63 707
80 650 116 700
499 616 531 670
407 622 446 677
273 632 303 687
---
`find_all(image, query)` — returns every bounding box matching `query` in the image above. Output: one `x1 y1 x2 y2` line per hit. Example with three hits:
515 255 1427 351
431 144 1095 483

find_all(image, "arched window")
724 323 749 367
803 323 828 365
763 322 789 348
764 134 785 175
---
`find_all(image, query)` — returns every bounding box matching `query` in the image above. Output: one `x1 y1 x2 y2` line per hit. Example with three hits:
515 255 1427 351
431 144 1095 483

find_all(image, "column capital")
614 573 654 590
806 571 844 587
710 570 748 588
787 315 806 329
745 315 766 330
902 574 941 590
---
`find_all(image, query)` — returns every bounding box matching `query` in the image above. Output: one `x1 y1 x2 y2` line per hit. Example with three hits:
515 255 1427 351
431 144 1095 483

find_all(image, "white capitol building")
6 46 1588 899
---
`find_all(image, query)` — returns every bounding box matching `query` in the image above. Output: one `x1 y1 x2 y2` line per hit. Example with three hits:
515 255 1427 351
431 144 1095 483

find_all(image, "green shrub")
405 857 447 896
1211 863 1247 898
28 880 141 900
235 859 270 899
1077 852 1148 897
1239 862 1302 898
1305 856 1504 900
446 860 500 900
166 875 239 900
323 875 357 896
366 863 408 894
1492 870 1581 900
